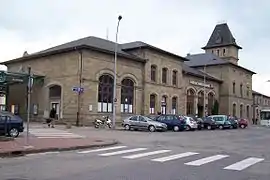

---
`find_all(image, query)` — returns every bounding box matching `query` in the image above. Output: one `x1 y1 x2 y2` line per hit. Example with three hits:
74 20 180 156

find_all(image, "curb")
0 140 119 158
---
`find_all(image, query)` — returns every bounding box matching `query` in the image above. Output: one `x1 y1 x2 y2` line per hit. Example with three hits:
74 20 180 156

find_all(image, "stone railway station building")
2 23 256 125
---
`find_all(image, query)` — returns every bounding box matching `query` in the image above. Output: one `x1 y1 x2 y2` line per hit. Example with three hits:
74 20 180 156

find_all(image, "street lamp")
112 15 122 129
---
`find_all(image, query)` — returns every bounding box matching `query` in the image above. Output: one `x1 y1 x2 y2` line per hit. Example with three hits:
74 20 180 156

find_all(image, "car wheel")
173 125 179 132
124 124 130 130
207 125 212 130
186 125 191 131
240 124 245 129
230 125 233 129
9 128 19 138
148 125 156 132
218 125 223 130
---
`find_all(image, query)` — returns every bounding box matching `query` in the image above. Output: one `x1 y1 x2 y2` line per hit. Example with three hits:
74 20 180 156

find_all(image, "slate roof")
185 53 256 74
252 90 270 98
3 36 146 64
202 23 242 49
182 63 222 83
121 41 189 61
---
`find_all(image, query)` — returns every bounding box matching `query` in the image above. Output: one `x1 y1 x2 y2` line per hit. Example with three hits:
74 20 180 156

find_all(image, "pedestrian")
49 108 56 128
255 118 258 125
252 118 255 124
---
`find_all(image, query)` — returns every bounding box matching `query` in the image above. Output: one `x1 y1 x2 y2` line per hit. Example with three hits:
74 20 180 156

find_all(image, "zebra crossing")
77 145 265 172
29 128 85 138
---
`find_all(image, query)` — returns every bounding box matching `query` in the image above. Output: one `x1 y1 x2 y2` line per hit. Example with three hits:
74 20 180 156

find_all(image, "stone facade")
252 90 270 121
3 23 256 125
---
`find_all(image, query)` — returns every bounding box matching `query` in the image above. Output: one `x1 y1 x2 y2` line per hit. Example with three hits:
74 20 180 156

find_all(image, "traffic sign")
72 87 84 93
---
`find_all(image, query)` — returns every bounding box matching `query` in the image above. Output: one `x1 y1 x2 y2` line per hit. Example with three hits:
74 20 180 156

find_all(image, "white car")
183 116 198 131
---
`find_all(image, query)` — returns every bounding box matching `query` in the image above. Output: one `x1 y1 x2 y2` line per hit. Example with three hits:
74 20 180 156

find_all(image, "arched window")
98 74 114 112
162 68 167 84
232 82 235 94
149 94 156 114
161 95 167 114
207 92 214 115
186 89 195 115
121 78 134 113
172 70 177 86
172 97 177 114
240 84 243 97
150 65 157 82
233 103 236 117
246 105 250 119
240 104 243 118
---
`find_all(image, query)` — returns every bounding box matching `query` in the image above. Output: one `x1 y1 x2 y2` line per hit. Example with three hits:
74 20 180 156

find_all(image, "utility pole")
76 50 83 126
26 67 32 146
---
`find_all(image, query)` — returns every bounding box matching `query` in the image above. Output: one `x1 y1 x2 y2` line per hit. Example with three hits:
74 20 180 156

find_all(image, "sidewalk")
0 135 118 157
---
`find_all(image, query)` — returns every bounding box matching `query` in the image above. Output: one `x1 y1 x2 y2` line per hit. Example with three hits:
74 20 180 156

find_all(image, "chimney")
23 51 28 57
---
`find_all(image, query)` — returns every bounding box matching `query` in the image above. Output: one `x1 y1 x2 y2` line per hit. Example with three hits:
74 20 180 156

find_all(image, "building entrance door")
51 102 60 119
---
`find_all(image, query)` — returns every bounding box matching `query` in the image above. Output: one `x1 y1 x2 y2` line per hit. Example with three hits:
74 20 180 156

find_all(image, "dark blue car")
154 115 186 132
0 111 24 137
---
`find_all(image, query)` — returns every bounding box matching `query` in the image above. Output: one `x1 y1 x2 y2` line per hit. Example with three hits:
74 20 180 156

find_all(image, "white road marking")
185 154 229 166
122 150 171 159
78 146 127 154
151 152 199 162
26 151 60 156
223 157 265 171
99 148 147 156
29 128 85 138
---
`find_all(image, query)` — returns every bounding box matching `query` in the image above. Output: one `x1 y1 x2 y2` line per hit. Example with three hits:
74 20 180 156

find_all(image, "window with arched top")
121 78 134 113
240 104 243 118
171 97 177 114
150 65 157 82
98 74 114 112
240 84 243 97
161 95 167 114
149 94 156 114
186 89 195 115
233 103 236 117
162 68 168 84
246 105 250 119
207 92 214 115
172 70 177 86
232 82 236 94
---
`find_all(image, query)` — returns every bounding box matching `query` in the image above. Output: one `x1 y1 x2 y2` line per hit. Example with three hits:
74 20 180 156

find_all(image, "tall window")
246 86 250 97
233 103 236 117
246 105 250 119
208 93 214 115
149 94 156 114
217 49 220 56
162 68 167 84
171 97 177 114
121 78 134 113
172 70 177 86
150 65 157 82
240 84 243 97
161 96 167 114
240 104 243 118
232 82 235 94
98 74 114 112
186 89 195 115
223 49 226 56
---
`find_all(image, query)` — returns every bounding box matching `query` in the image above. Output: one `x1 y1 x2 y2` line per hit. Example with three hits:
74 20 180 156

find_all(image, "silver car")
122 115 167 132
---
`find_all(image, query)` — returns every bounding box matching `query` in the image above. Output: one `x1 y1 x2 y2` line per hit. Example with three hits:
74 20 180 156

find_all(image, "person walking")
49 108 56 128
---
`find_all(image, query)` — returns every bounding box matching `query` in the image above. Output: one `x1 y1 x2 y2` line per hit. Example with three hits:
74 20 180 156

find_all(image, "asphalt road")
1 125 270 180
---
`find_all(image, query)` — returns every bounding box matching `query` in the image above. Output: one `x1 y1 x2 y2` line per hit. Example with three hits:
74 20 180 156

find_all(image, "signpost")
72 87 84 93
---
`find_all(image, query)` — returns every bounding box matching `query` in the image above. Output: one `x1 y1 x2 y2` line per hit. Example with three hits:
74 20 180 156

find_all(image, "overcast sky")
0 0 269 95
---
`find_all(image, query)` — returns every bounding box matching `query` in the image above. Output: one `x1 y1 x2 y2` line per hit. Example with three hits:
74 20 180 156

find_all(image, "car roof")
0 111 14 116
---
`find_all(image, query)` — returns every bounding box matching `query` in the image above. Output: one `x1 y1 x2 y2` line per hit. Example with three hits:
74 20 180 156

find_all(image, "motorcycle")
94 116 112 129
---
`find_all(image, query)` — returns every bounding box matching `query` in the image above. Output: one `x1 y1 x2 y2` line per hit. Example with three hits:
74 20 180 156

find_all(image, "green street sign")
0 71 6 83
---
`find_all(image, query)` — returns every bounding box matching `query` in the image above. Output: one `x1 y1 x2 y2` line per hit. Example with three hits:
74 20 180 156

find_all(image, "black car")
0 111 24 137
153 114 186 132
202 116 217 130
228 119 238 129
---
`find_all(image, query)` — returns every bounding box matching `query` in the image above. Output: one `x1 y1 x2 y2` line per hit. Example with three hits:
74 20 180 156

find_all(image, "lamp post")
112 15 122 129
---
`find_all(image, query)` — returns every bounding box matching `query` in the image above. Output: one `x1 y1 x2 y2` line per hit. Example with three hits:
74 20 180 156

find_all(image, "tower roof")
202 23 242 50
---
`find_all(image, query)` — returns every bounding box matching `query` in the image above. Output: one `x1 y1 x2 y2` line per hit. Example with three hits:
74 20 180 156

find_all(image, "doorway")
50 102 60 120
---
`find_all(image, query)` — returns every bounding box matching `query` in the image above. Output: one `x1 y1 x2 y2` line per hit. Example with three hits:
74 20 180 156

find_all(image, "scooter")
94 116 112 129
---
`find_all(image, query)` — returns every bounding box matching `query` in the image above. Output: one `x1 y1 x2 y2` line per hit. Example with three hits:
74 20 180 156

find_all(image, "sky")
0 0 269 95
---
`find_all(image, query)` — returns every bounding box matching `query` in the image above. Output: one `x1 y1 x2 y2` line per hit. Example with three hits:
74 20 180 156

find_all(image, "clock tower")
202 23 242 64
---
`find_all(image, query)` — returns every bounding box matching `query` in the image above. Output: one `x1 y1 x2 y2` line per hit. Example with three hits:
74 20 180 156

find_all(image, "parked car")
0 111 24 137
228 118 238 129
122 115 167 132
209 115 232 130
187 115 203 130
202 116 217 130
182 116 198 131
238 118 248 129
153 114 186 132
